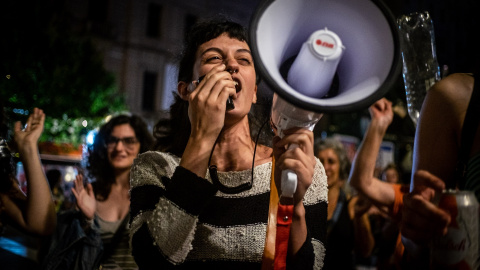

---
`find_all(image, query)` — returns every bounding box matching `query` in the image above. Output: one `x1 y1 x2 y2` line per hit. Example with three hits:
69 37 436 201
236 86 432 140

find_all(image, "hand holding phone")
193 74 235 111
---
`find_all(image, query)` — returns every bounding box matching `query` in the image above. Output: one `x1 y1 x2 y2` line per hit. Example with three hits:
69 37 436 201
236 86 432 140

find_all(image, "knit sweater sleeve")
288 158 328 269
129 151 218 266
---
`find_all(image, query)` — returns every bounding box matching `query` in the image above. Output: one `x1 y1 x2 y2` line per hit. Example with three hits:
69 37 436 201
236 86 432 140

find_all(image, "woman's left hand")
272 127 316 206
71 174 96 220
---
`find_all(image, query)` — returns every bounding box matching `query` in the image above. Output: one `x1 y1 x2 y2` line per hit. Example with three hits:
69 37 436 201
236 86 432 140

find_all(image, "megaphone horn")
249 0 401 200
249 0 401 114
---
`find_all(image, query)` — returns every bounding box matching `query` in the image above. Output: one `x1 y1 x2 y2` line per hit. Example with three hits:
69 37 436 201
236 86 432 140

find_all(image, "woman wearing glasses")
43 114 154 270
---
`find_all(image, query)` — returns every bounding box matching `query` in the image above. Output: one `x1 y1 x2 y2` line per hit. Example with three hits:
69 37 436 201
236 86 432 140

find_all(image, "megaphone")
249 0 401 198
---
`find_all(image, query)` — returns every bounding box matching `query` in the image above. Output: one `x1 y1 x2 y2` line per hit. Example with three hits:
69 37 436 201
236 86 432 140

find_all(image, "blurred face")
317 148 341 188
193 33 257 121
105 124 140 172
382 168 399 184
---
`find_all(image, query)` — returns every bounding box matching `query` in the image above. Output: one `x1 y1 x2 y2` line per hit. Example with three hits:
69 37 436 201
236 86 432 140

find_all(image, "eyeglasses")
104 136 139 149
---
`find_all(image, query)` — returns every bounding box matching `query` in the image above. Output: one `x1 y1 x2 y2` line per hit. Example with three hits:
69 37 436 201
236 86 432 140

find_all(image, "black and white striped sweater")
129 151 328 269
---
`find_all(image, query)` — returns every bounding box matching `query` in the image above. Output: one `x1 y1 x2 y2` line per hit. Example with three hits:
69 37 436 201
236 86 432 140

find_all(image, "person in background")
42 114 154 270
46 169 66 213
349 98 409 269
400 72 480 267
315 137 374 269
129 16 328 269
381 163 402 184
0 106 56 236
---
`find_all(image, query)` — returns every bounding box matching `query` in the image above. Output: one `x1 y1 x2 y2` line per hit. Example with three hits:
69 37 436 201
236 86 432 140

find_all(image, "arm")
5 108 56 235
401 170 450 266
178 64 237 177
404 74 473 241
411 73 472 188
272 127 317 257
284 159 328 269
400 74 472 260
349 98 396 209
350 196 375 258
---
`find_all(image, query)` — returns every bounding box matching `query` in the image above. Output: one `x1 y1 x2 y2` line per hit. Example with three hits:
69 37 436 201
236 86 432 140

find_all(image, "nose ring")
226 68 238 74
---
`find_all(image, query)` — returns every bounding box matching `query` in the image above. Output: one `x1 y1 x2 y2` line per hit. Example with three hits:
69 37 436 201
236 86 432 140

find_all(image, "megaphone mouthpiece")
287 28 345 98
308 28 345 61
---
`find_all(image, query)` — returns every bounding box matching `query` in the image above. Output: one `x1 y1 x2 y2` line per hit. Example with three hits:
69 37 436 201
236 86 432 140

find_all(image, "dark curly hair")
0 102 15 193
0 138 14 193
87 114 154 201
153 15 270 156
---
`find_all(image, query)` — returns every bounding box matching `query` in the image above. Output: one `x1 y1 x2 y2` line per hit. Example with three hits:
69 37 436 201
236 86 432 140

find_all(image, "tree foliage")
0 0 126 125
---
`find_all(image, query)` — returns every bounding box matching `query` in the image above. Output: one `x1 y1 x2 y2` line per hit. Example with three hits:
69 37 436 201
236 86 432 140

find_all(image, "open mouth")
111 154 127 159
233 79 241 93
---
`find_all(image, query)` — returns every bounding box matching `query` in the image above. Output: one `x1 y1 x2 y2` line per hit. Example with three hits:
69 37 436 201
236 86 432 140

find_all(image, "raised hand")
178 64 238 178
71 174 96 220
9 108 56 235
368 98 393 130
13 108 45 156
187 64 237 142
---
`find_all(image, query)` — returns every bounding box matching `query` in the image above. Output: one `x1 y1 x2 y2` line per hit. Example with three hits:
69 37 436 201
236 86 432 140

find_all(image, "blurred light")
86 129 97 146
64 166 77 183
13 108 28 115
12 108 30 115
0 237 34 259
82 120 88 127
15 161 23 181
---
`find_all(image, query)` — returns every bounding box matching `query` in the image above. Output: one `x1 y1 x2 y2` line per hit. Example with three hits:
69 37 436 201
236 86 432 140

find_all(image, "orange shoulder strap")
261 157 278 270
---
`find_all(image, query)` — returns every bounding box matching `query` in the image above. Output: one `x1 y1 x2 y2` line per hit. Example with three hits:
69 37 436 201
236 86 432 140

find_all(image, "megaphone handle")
281 144 298 198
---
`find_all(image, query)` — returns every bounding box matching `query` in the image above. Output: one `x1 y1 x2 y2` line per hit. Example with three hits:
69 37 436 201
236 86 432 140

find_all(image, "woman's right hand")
368 98 393 131
71 174 96 220
272 127 316 206
179 64 238 177
13 107 45 157
187 64 237 143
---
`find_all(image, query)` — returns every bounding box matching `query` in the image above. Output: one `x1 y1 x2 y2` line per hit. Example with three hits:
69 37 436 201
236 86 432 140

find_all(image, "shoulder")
313 157 327 180
134 151 180 167
303 158 328 205
131 151 181 188
422 73 473 138
428 73 473 110
434 73 473 90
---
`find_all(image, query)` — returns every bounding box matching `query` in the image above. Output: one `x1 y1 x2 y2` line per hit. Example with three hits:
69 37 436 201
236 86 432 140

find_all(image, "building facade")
65 0 260 126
